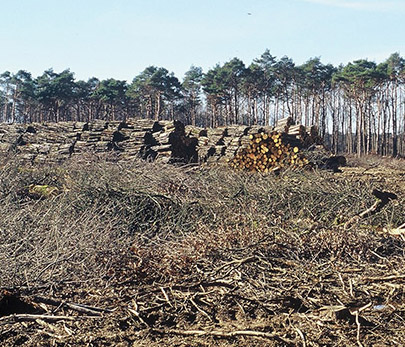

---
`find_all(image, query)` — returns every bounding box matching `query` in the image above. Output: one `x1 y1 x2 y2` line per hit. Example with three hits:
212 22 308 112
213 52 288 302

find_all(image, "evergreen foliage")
1 51 405 156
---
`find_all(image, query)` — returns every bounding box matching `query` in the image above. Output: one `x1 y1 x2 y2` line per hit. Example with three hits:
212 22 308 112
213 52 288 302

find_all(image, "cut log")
0 118 331 169
229 130 310 173
274 117 294 133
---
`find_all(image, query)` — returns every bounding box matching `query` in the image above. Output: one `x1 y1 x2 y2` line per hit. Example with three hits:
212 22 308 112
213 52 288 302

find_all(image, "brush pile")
0 156 404 346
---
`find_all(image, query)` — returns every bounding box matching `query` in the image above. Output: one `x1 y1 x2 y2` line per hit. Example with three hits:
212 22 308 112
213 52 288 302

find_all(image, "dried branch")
5 314 75 322
345 189 398 228
151 328 294 344
33 295 114 315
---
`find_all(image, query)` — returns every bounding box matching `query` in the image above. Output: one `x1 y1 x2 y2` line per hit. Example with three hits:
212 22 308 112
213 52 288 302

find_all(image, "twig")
128 300 149 326
128 308 149 326
139 303 167 313
338 273 347 295
8 314 75 322
38 329 70 340
151 328 294 343
160 287 173 307
33 295 114 315
63 303 102 316
355 311 363 347
369 250 386 260
386 222 405 241
349 278 354 298
212 256 258 274
68 302 116 313
295 327 306 347
222 234 274 252
137 280 235 297
362 274 405 282
189 298 212 322
34 254 76 282
393 222 405 230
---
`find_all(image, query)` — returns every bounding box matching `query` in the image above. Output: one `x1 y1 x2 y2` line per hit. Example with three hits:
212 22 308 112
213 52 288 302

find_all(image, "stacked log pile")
279 117 323 148
183 117 323 170
142 120 198 163
0 122 82 163
229 130 310 172
0 119 199 165
185 125 275 164
226 117 323 172
192 127 228 163
0 117 343 172
274 116 295 133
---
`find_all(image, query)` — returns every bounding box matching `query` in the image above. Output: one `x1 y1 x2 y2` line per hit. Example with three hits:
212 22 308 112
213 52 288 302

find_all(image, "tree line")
1 50 404 157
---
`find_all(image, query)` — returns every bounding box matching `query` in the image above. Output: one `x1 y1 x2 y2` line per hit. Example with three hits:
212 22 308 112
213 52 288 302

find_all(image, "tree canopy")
1 51 405 157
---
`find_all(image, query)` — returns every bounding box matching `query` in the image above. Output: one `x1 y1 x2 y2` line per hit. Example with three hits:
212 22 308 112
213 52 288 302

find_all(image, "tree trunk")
155 92 161 121
347 102 353 155
392 81 398 157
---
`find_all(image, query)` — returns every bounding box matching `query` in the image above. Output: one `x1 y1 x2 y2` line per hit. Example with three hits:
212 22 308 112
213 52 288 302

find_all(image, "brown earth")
0 154 404 346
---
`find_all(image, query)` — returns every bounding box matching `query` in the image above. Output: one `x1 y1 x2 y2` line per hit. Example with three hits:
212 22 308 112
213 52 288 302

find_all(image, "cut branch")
345 189 398 228
33 295 114 315
151 328 294 343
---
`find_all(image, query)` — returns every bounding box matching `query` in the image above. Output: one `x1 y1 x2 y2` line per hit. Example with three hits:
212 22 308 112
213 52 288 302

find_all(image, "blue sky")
1 0 404 81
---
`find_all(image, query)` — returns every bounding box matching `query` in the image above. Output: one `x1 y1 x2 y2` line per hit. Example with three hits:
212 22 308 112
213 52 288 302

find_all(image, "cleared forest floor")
0 154 404 346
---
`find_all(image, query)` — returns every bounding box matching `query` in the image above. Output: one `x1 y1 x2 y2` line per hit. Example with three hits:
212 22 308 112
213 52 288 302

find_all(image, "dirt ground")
0 155 404 346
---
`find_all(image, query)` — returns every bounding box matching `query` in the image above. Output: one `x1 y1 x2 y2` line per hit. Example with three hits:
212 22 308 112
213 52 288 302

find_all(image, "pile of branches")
0 156 404 346
229 130 310 172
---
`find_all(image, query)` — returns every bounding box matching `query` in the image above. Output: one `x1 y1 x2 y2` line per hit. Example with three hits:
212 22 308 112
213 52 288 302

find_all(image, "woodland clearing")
0 154 404 346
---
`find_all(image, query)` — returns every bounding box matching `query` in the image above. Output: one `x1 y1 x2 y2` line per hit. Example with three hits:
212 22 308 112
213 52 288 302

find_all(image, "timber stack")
0 116 343 172
185 116 324 171
0 119 199 165
229 130 310 173
227 117 322 172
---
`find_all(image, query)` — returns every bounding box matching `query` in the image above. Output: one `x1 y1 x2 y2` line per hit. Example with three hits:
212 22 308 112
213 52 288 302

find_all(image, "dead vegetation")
0 153 404 346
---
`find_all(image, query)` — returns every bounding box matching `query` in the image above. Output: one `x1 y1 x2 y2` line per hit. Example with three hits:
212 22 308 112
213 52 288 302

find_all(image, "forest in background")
1 50 405 157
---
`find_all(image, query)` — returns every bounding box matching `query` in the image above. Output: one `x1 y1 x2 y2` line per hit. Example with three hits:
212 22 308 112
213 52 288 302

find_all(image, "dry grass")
0 153 404 346
346 153 405 170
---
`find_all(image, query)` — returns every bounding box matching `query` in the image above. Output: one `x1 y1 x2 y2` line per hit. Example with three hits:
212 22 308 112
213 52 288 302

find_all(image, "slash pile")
229 130 310 172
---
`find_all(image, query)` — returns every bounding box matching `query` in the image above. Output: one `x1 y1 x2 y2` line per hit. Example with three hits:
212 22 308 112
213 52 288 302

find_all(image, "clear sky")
1 0 404 82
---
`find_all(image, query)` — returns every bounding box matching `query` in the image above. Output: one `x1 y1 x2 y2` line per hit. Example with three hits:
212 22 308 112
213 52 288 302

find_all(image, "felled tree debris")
0 156 404 346
386 222 405 240
322 156 347 172
303 145 347 172
345 189 398 228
